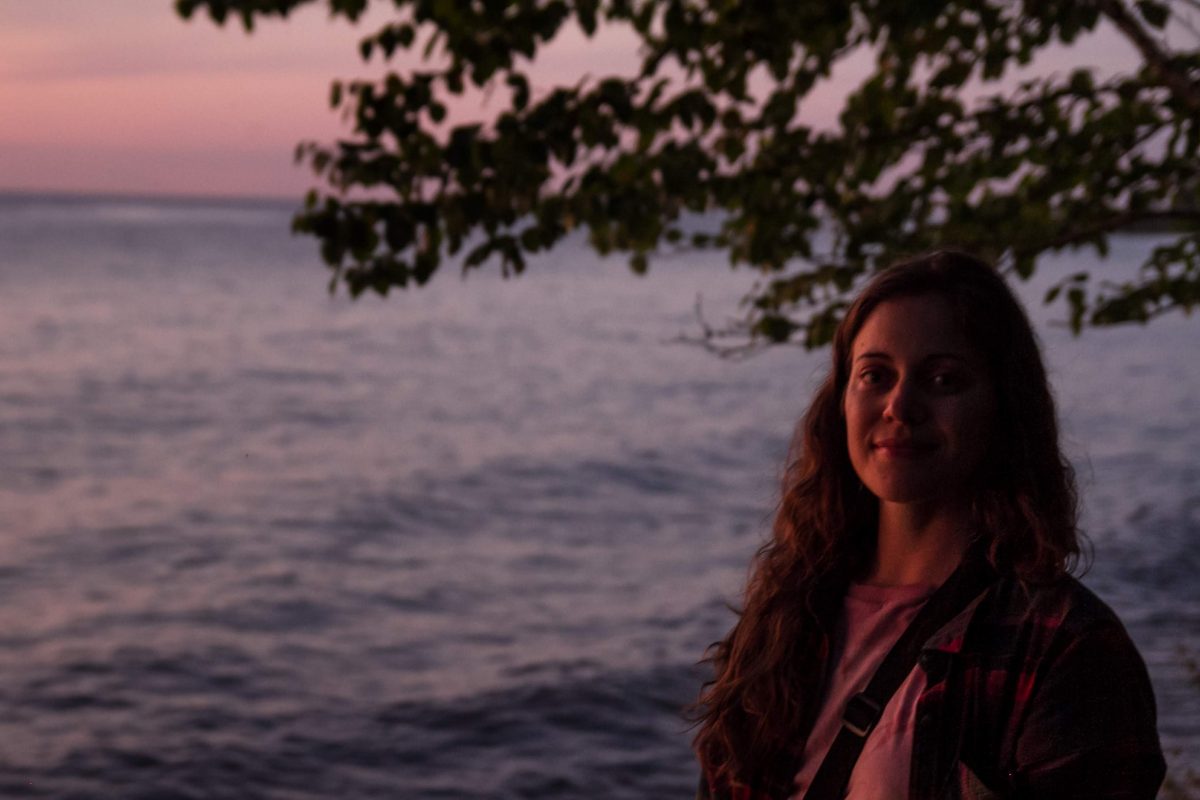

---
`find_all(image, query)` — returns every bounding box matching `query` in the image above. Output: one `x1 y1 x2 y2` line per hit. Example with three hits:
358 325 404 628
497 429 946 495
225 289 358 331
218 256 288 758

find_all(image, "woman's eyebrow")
853 350 971 362
922 352 971 363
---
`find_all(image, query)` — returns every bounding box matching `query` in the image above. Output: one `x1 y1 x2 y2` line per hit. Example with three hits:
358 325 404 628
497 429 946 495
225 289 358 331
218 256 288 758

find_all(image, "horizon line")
0 185 304 207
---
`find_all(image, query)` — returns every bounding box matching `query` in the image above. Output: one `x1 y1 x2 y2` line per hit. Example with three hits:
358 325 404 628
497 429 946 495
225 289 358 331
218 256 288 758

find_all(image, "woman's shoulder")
985 571 1122 624
963 571 1139 658
969 573 1165 797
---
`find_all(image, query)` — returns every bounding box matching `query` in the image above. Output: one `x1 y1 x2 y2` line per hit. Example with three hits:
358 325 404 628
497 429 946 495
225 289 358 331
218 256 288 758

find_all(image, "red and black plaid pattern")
701 575 1165 800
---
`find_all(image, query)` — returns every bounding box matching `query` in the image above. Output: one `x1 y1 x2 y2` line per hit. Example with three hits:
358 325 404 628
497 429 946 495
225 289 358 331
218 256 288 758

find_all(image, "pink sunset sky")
0 2 1145 200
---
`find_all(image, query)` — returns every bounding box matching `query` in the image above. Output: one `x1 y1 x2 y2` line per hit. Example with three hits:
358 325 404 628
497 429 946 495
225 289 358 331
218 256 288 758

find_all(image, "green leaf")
577 0 598 35
1014 252 1036 278
756 314 797 343
506 73 530 111
1067 69 1093 95
1135 0 1170 29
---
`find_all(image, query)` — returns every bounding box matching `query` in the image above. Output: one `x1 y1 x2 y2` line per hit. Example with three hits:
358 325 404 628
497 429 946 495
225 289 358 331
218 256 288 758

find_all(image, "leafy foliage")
177 0 1200 349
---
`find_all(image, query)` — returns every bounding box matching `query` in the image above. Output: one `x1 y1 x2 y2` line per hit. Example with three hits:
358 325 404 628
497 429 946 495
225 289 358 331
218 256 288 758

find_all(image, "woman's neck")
864 501 972 587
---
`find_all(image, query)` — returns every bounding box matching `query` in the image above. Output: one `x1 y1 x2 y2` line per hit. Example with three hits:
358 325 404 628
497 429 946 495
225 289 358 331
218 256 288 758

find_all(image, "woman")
693 251 1164 799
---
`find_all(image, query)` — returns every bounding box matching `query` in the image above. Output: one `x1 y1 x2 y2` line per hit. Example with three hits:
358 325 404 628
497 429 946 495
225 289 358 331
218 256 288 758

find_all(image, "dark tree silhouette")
178 0 1200 349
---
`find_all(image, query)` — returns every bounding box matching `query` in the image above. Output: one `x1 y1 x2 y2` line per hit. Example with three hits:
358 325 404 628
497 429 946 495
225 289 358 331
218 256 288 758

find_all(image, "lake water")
0 192 1196 798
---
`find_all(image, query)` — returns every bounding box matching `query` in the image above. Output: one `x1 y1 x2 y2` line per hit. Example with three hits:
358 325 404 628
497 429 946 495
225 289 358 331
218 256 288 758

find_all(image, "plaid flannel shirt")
699 574 1165 800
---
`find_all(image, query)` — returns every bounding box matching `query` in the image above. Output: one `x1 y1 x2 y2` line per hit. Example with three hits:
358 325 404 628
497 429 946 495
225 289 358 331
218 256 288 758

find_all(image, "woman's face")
842 293 996 509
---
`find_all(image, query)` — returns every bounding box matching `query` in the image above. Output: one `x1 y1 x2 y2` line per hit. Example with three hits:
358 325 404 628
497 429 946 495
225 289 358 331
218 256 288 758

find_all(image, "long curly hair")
691 250 1081 795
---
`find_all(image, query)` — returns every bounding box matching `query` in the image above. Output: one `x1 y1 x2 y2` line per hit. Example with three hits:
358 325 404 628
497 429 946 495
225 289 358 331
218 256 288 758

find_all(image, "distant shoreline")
0 186 298 209
1 188 1192 239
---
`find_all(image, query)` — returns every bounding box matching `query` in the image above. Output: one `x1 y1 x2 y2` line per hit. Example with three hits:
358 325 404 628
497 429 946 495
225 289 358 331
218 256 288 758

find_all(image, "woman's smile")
871 437 937 457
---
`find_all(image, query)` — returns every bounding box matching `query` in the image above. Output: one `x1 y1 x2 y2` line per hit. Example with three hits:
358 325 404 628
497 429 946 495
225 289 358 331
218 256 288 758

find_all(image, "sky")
0 1 1146 200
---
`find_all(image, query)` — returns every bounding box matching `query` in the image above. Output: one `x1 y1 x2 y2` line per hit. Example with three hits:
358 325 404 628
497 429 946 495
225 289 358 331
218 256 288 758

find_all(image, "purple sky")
0 2 1141 199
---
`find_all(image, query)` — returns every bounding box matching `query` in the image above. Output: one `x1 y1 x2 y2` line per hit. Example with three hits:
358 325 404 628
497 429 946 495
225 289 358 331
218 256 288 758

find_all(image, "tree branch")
1098 0 1200 112
1017 209 1200 256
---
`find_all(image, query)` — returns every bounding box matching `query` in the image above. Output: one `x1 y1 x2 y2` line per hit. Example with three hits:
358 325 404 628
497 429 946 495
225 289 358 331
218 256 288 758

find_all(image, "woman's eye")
859 368 886 386
930 372 964 390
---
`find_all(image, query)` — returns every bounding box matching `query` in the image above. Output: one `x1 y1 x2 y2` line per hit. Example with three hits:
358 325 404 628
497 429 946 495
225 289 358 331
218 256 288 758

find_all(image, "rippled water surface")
0 193 1196 797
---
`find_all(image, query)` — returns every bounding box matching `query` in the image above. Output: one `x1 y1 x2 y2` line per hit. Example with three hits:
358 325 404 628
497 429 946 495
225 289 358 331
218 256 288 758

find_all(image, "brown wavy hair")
691 250 1081 796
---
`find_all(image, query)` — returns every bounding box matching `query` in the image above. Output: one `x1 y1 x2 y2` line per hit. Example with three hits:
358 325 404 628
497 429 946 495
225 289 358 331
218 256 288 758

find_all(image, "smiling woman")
843 294 997 547
692 251 1166 799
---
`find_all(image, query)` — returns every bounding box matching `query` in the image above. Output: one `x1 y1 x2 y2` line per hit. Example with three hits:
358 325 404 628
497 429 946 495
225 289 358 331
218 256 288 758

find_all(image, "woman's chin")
867 479 962 509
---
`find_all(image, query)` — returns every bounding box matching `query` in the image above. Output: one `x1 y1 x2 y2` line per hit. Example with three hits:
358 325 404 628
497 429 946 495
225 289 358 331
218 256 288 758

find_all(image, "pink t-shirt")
790 582 935 799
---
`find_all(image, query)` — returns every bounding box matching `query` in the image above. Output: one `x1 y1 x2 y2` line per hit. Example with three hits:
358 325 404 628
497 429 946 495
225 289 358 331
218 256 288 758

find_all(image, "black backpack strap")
801 556 995 800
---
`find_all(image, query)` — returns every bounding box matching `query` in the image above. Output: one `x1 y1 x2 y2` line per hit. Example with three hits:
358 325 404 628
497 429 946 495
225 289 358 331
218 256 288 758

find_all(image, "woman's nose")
883 377 926 424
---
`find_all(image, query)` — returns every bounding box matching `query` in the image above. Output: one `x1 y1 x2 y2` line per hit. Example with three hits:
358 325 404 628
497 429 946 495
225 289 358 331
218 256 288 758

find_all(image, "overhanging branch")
1098 0 1200 112
1016 209 1200 255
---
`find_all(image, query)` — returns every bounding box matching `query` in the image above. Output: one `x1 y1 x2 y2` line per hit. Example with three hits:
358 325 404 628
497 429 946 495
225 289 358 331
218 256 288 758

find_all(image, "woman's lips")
872 439 937 456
